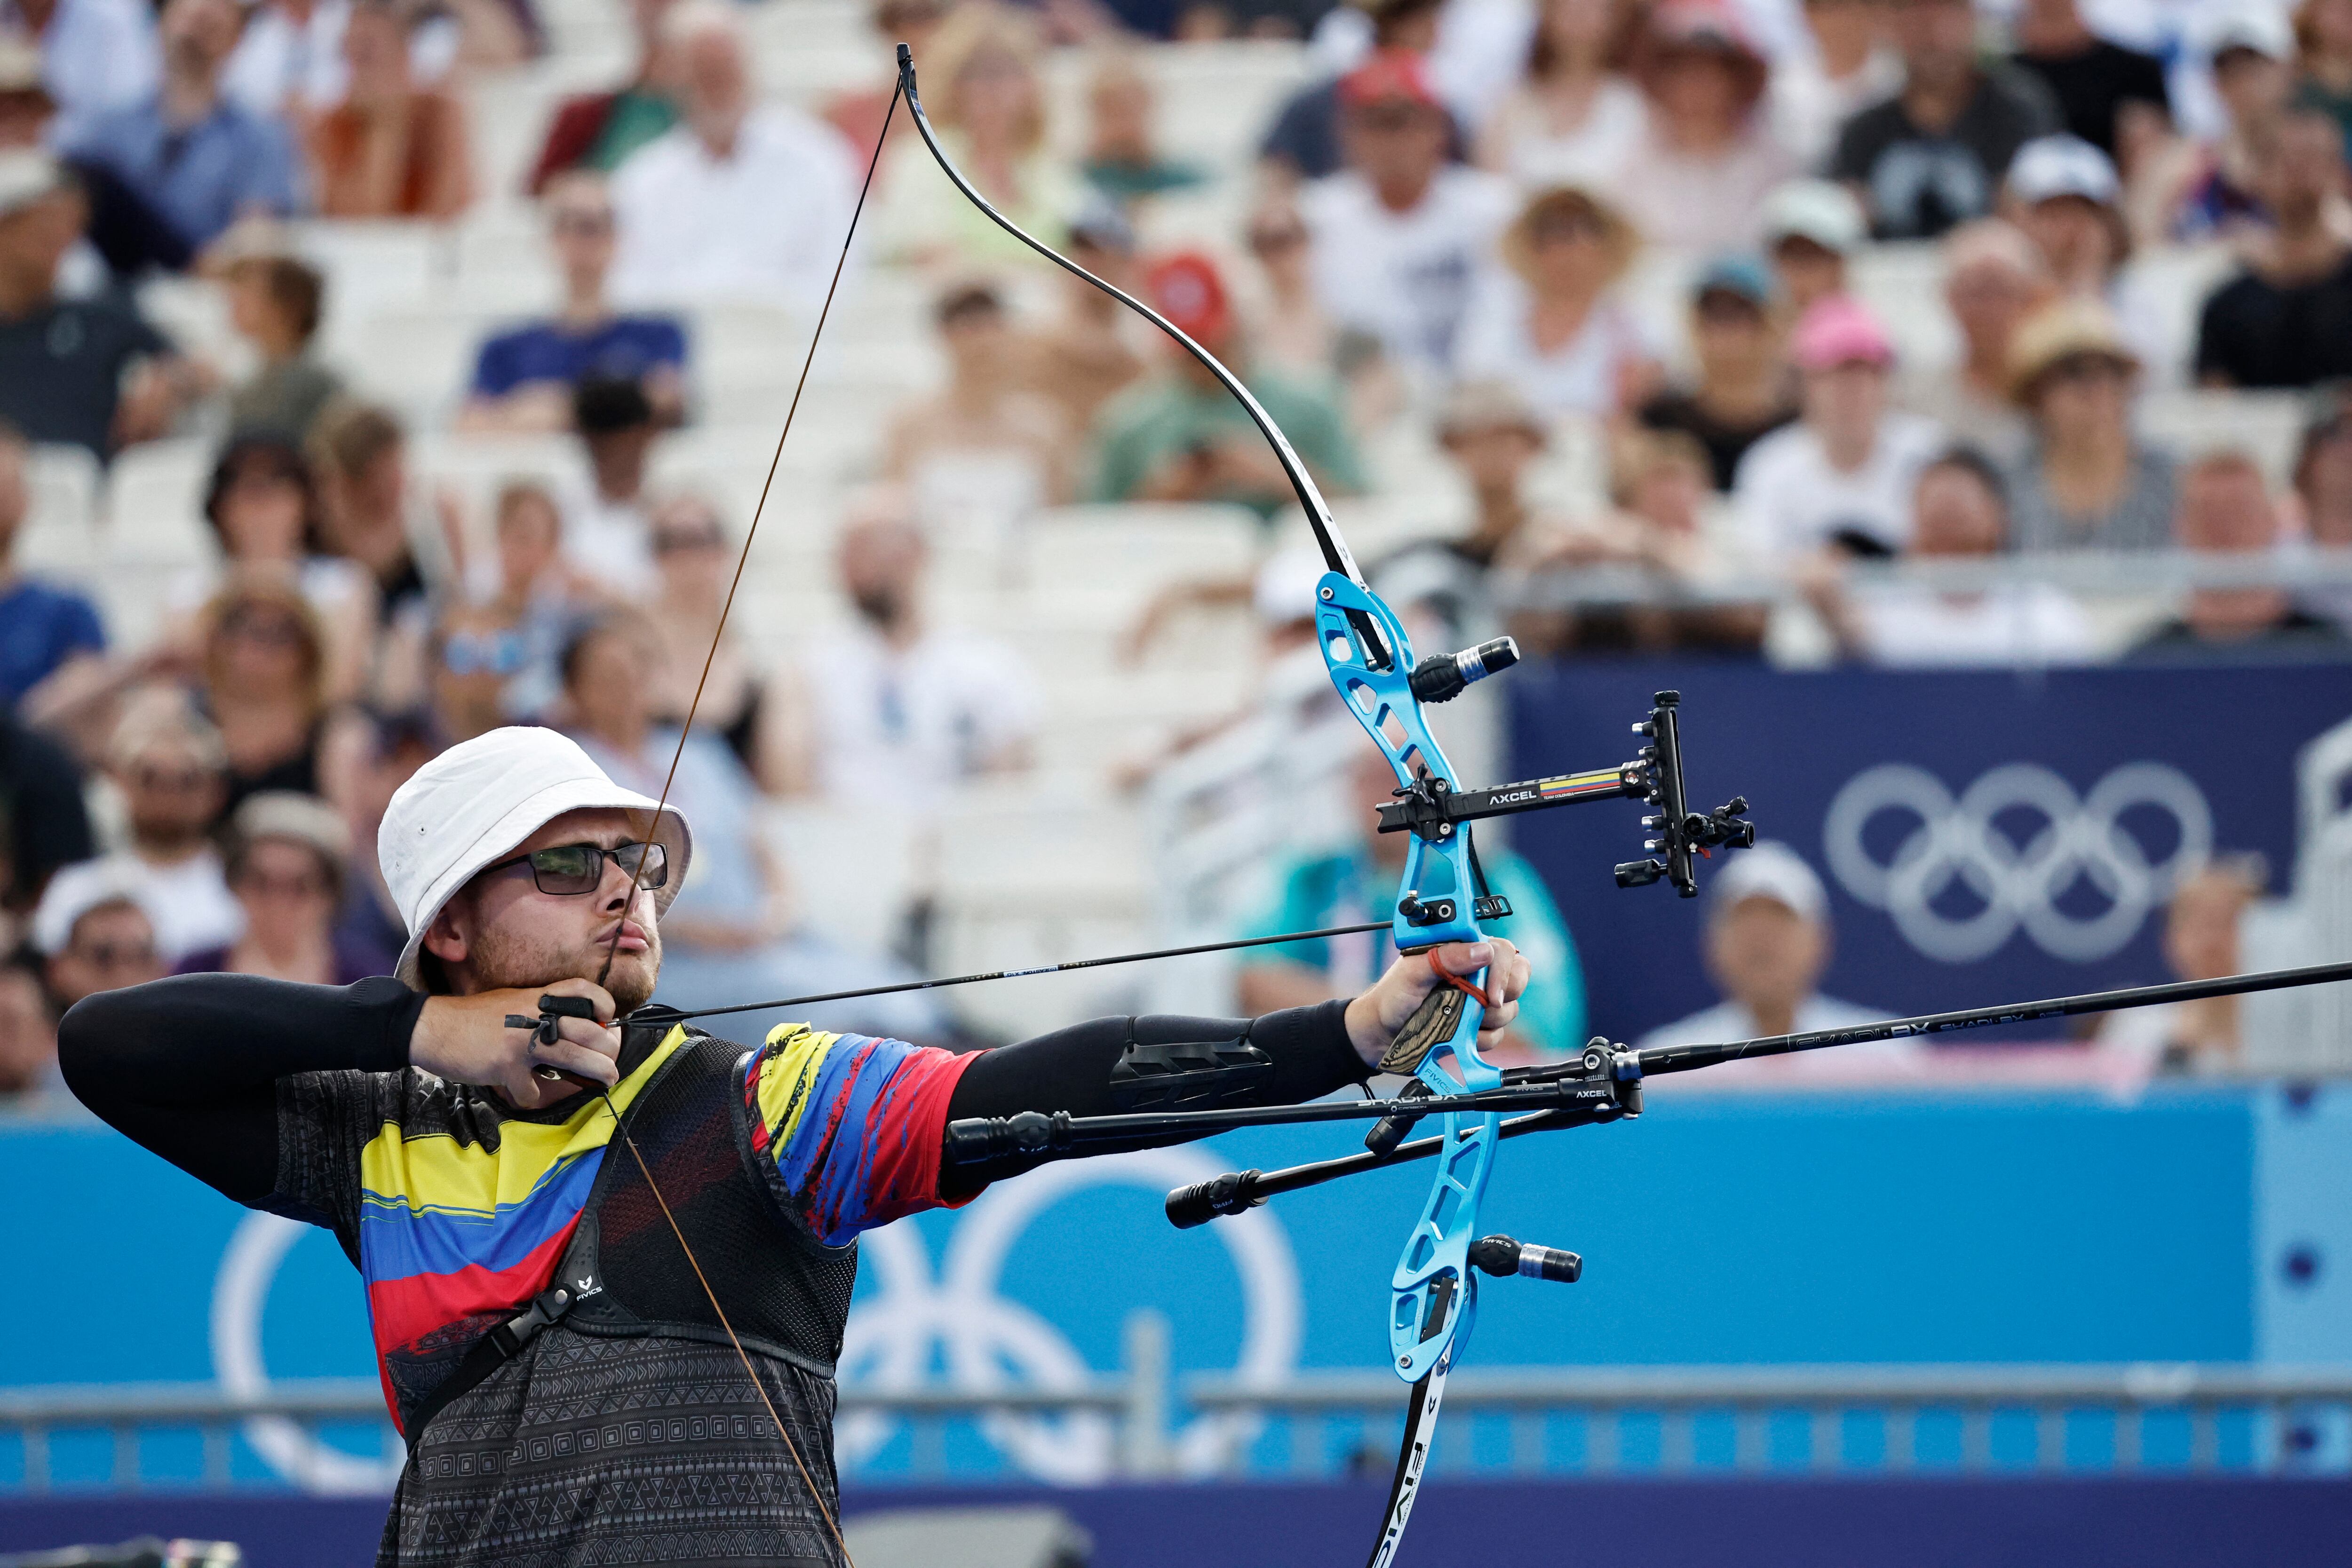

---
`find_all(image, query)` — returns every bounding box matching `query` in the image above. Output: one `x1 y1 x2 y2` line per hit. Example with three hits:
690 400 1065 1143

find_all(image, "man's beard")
469 919 662 1014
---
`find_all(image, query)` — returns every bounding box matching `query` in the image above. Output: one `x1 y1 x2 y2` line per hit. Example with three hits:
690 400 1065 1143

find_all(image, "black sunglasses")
481 840 668 896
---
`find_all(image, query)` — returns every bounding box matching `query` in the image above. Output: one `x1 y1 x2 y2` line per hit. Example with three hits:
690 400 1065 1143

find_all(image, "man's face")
48 902 164 1010
1704 897 1826 1016
837 517 924 627
1692 291 1772 378
2266 115 2347 219
1912 465 2004 557
547 179 616 279
1892 0 1976 79
234 837 337 947
2213 50 2289 126
1440 421 1543 491
119 742 227 842
681 28 749 138
0 188 80 296
2020 195 2112 277
160 0 241 76
1945 257 2039 347
1771 236 1845 313
2177 467 2277 552
1343 100 1446 198
428 807 667 1012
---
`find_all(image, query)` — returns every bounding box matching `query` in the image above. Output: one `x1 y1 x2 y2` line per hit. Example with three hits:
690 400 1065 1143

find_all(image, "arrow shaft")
662 921 1394 1023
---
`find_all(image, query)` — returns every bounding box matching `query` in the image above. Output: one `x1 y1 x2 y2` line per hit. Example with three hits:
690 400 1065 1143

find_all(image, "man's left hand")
1343 938 1532 1069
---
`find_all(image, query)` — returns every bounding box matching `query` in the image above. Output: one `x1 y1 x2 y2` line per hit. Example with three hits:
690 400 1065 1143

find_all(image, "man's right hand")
411 978 622 1108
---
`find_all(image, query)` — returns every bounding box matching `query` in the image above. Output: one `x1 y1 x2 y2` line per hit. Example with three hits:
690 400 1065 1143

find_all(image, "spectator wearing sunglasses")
31 863 164 1015
195 572 355 818
459 171 687 435
37 691 240 963
175 790 378 984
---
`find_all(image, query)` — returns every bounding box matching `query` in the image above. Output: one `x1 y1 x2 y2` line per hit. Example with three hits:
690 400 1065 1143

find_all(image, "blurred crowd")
5 0 2351 1101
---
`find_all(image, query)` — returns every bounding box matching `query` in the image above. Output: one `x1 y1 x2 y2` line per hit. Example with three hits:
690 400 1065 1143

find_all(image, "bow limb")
893 45 1367 587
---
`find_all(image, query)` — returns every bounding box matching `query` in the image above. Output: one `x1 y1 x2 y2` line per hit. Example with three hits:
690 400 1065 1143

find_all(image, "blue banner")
1504 661 2352 1046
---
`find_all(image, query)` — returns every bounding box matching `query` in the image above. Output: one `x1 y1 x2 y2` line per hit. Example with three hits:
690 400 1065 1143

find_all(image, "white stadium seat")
103 438 215 571
17 444 102 576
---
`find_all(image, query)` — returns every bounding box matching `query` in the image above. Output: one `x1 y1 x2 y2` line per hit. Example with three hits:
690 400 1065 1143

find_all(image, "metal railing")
1187 1364 2352 1479
6 1362 2349 1493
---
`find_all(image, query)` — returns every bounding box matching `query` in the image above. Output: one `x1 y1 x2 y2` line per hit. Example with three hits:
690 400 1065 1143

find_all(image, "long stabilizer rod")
1142 956 2352 1224
1632 955 2352 1078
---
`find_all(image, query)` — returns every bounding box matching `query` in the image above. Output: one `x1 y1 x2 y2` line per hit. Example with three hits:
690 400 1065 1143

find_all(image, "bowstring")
582 76 906 1568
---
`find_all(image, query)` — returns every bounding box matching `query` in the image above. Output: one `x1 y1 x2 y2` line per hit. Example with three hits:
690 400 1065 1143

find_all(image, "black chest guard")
405 1020 858 1438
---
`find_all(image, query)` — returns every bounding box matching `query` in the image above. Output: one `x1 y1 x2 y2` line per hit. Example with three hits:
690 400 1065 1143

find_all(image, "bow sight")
1375 677 1756 908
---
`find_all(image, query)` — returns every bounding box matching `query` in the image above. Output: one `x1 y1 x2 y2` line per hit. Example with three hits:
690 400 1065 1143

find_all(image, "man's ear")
421 895 471 966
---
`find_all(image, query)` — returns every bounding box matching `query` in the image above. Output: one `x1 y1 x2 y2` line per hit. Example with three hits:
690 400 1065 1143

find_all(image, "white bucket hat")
379 727 693 989
1708 840 1829 925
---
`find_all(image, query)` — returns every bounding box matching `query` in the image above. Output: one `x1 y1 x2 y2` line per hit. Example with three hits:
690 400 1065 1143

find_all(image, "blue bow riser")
1314 570 1507 1380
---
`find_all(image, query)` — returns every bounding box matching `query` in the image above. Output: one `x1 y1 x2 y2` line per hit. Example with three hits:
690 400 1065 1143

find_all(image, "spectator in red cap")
1258 0 1462 183
1610 4 1796 253
1087 250 1365 522
1732 295 1946 560
1299 46 1515 377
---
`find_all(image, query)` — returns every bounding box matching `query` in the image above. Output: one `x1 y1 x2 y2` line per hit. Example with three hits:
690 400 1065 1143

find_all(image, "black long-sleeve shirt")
58 975 1366 1568
59 974 1362 1211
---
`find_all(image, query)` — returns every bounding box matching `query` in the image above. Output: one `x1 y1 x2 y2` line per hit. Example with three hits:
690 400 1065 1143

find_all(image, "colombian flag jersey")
273 1017 977 1427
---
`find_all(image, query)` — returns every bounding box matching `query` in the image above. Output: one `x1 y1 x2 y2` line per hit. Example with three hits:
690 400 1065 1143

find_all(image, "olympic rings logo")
1822 761 2214 964
837 1146 1301 1482
212 1146 1301 1490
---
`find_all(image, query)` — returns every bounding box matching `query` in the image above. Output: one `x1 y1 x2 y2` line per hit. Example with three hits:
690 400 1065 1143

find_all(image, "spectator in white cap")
1759 177 1867 318
1636 839 1897 1064
2136 2 2297 245
36 692 242 965
31 857 165 1013
2002 133 2164 369
172 790 378 985
58 717 1534 1559
1732 294 1945 560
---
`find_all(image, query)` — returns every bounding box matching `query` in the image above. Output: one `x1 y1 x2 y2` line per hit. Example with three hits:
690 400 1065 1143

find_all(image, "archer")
57 724 1530 1567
